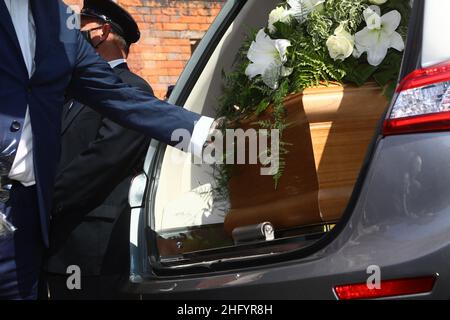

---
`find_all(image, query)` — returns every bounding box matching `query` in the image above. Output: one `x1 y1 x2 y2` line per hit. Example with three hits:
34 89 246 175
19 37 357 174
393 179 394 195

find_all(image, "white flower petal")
355 28 380 47
366 15 381 30
247 32 276 65
287 0 324 23
287 0 302 11
353 45 364 58
274 39 291 63
251 41 271 55
247 44 262 63
245 28 291 88
355 8 404 66
268 6 292 34
367 43 389 66
245 63 265 79
268 24 276 34
262 63 281 89
364 6 382 30
389 31 405 52
381 10 402 34
303 0 325 11
369 5 381 16
364 5 381 20
327 23 355 61
254 29 275 51
287 0 308 23
248 51 276 66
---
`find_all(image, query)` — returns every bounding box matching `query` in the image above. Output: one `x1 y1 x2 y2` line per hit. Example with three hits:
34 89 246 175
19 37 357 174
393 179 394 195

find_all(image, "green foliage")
216 0 411 193
324 0 366 31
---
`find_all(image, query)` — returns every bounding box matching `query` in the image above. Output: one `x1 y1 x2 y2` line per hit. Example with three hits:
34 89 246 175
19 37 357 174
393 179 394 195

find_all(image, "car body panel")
127 133 450 299
127 0 450 299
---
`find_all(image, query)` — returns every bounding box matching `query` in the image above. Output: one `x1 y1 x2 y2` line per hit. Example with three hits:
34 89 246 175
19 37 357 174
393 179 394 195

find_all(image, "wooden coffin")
224 82 388 234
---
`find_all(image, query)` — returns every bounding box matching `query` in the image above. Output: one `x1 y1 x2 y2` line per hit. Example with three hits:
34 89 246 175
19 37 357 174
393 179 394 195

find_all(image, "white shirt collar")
108 59 127 69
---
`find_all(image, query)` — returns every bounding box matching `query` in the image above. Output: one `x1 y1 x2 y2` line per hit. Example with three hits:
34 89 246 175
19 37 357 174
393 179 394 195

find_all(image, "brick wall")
65 0 225 98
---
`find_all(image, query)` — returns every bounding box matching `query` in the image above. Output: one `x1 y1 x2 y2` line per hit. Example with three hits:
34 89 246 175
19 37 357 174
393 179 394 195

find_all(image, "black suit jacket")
46 63 153 276
0 1 201 247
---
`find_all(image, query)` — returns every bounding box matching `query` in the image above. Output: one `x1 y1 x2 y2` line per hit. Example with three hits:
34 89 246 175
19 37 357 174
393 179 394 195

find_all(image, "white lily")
245 29 292 89
287 0 325 23
354 5 405 66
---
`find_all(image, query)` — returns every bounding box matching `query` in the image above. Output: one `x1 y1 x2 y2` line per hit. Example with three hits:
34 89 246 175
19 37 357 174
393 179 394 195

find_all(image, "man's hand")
202 117 226 151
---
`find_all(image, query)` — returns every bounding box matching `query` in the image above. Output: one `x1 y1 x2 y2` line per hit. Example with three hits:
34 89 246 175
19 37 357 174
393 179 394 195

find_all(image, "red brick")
159 61 186 69
118 0 142 6
167 68 184 76
162 23 188 31
170 15 209 24
188 23 210 31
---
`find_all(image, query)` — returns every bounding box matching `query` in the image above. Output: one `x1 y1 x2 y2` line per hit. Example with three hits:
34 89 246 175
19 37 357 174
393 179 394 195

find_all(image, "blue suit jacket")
0 0 201 246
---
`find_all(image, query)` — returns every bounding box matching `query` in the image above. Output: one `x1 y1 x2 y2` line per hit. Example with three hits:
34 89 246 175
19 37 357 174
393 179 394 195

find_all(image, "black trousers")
0 184 44 300
45 273 135 300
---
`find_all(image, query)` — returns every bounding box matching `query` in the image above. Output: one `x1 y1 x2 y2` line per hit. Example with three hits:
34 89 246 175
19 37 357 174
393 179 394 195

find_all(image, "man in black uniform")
45 0 154 299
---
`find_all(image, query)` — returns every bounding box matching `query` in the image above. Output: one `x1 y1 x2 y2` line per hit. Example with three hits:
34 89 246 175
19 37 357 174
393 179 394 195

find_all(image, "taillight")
334 276 436 300
383 62 450 136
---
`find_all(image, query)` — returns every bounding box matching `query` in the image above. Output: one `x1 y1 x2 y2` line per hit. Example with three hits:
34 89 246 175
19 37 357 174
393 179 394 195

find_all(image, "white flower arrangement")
243 0 409 89
218 0 411 188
